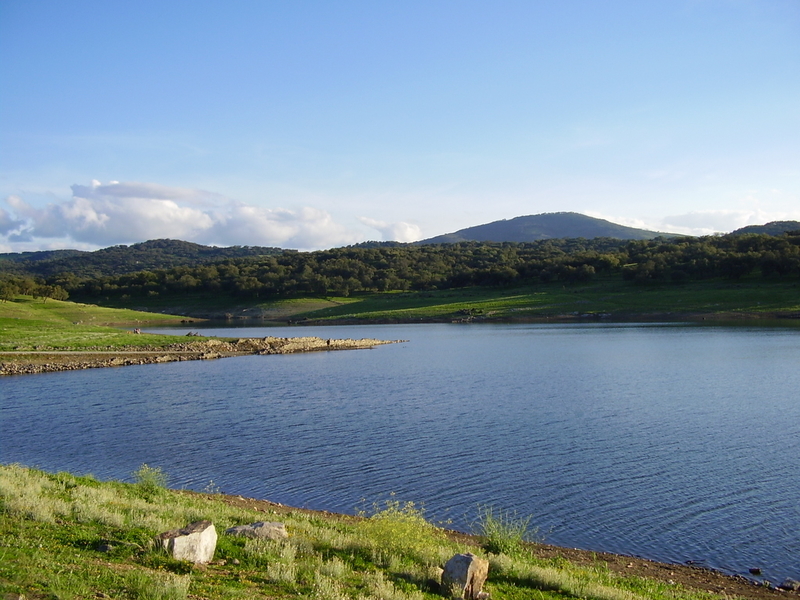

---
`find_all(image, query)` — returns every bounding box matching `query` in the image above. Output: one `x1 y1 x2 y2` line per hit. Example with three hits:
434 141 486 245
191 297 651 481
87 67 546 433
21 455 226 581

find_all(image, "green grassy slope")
285 277 800 323
0 464 725 600
0 296 192 351
89 276 800 324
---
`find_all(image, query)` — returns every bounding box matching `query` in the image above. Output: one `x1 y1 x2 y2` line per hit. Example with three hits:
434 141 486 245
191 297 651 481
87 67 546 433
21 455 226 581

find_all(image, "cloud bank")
0 181 420 252
357 217 422 243
588 209 793 238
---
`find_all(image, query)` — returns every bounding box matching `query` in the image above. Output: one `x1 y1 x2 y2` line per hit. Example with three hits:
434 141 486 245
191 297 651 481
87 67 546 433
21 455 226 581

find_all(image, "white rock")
156 520 217 564
225 521 288 540
442 553 490 599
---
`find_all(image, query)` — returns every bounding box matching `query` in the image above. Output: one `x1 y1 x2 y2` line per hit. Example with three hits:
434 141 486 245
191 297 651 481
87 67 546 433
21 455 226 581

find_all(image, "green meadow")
280 277 800 324
0 297 191 352
0 464 729 600
85 276 800 325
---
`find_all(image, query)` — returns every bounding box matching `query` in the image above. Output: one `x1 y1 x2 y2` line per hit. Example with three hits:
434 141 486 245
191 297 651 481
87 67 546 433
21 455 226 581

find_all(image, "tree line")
0 277 69 303
2 233 799 304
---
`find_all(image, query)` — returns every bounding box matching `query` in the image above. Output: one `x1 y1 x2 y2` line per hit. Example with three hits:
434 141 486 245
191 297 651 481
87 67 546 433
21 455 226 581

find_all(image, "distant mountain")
0 239 282 279
417 212 670 244
729 221 800 236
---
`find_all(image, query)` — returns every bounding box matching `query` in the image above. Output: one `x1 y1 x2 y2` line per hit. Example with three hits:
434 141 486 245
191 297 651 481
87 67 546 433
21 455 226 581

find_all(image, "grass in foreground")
0 296 196 351
0 464 729 600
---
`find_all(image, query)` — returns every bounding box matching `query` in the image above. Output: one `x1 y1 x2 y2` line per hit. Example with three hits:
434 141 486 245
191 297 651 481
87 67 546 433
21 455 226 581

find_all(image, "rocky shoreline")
0 336 400 376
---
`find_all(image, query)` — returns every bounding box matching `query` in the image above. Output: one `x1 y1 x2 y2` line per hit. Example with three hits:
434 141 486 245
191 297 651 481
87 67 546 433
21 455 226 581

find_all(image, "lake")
2 322 799 583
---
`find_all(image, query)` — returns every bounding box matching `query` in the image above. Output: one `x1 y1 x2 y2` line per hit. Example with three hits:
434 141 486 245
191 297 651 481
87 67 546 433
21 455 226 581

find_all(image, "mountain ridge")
729 221 800 236
416 212 671 244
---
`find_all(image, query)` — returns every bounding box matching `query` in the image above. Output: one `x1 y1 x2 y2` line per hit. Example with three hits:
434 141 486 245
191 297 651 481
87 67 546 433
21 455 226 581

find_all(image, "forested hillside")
730 221 800 236
3 233 800 305
0 239 281 279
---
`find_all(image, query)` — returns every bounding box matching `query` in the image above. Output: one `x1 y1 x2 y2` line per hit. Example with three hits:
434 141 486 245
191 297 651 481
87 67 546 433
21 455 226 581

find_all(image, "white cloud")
658 211 755 236
587 208 800 237
0 205 25 235
1 181 365 251
358 216 423 242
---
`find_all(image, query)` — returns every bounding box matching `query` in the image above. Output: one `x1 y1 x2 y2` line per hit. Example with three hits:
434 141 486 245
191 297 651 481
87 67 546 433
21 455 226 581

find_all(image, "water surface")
2 322 799 583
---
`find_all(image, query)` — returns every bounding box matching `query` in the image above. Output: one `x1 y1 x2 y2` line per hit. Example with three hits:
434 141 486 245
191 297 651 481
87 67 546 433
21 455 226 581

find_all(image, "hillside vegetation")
731 221 800 236
1 464 741 600
0 238 281 279
2 228 800 322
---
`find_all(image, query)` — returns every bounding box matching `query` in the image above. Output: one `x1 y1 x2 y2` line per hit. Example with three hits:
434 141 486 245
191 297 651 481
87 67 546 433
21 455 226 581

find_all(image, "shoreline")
0 336 401 376
194 489 794 599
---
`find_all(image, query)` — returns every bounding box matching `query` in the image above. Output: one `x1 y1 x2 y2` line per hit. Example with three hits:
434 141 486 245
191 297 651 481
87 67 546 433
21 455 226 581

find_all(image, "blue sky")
1 0 798 251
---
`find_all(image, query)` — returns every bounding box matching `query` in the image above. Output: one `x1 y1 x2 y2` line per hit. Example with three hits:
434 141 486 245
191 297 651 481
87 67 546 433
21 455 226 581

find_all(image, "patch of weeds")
132 464 168 500
488 552 516 576
319 555 349 578
264 542 298 584
115 526 156 549
46 570 95 600
214 534 246 562
312 572 348 600
124 570 190 600
363 570 424 600
202 479 222 494
473 504 537 556
140 551 194 575
357 495 446 565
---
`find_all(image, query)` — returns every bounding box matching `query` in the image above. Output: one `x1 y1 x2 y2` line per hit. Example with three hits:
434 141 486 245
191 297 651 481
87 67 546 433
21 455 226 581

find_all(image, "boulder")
441 553 490 599
155 520 217 564
225 521 288 540
779 578 800 591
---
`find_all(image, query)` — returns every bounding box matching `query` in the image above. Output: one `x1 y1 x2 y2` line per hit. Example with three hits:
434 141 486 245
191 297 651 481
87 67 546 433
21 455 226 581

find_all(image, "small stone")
442 553 490 600
749 568 762 576
779 578 800 591
155 520 217 564
231 558 240 565
225 521 288 540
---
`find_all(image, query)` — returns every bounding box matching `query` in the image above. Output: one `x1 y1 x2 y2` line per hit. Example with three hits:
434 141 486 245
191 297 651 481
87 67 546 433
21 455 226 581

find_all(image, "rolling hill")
417 212 670 244
730 221 800 236
0 238 282 278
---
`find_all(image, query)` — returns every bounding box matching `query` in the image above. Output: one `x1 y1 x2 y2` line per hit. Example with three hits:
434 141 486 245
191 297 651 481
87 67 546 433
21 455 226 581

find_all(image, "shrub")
357 496 446 565
473 504 537 556
132 464 167 499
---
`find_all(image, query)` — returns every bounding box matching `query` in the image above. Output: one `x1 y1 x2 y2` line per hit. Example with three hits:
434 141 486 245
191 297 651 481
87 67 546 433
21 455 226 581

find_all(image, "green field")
0 464 729 600
4 277 800 353
0 296 193 352
266 277 800 324
87 277 800 325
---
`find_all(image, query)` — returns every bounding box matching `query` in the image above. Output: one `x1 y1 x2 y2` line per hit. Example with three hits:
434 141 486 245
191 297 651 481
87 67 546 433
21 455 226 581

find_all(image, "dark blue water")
2 322 799 583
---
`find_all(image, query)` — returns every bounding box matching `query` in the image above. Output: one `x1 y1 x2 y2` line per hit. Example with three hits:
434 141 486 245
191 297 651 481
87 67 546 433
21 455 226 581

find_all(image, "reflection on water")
2 322 800 582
